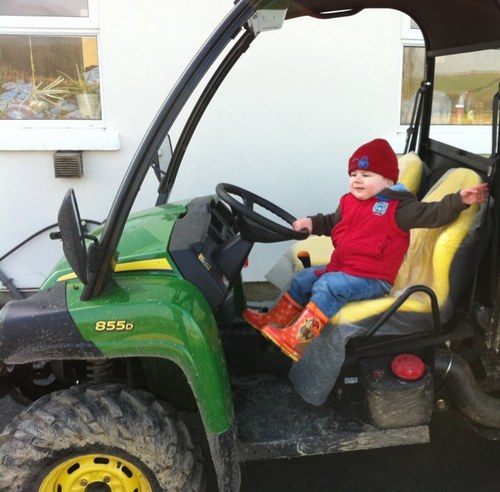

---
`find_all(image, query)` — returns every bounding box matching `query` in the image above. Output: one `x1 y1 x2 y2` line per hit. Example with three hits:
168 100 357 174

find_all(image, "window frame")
399 14 494 154
0 0 104 130
0 0 99 30
400 15 423 44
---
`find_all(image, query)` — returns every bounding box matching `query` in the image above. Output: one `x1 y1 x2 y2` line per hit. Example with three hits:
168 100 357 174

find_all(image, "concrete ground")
239 412 500 492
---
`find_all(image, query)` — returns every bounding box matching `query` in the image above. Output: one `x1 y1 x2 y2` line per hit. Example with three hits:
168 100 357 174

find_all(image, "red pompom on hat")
348 138 399 182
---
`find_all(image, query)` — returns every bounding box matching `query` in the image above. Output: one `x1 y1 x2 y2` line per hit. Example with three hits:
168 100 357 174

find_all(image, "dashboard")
169 195 252 310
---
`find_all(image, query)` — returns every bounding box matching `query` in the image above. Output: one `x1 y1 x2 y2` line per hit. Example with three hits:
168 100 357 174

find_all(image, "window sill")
396 126 492 154
0 128 120 151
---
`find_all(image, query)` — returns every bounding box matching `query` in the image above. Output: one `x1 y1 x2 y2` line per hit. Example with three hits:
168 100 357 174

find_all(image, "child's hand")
460 183 489 205
293 217 313 234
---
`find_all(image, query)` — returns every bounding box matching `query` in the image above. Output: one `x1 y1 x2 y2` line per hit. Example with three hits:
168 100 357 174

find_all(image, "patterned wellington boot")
261 302 329 361
243 293 303 332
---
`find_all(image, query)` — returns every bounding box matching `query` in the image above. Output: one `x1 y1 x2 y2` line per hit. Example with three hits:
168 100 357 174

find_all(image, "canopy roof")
285 0 500 56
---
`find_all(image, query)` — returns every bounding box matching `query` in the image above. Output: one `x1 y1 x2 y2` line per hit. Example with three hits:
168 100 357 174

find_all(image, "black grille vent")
53 151 83 178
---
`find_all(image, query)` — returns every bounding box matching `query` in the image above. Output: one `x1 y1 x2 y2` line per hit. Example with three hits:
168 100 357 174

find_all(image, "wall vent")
53 151 83 178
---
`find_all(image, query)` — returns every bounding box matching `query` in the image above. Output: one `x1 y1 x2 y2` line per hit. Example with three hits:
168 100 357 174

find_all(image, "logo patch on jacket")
373 201 388 215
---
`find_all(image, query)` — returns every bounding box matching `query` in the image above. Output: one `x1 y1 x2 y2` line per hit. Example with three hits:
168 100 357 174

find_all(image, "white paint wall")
0 1 491 290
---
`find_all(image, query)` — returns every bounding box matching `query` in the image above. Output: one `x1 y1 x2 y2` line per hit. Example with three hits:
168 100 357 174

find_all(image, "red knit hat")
348 138 399 182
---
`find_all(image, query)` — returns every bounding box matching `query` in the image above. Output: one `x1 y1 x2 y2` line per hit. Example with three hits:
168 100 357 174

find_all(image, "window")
401 47 500 126
0 0 101 122
400 14 500 127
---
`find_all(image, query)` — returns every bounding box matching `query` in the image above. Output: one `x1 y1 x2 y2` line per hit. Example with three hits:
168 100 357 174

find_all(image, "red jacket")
320 193 409 283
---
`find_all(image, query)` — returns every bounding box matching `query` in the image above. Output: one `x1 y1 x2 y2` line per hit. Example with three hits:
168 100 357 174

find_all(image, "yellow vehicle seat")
329 167 484 336
288 151 425 271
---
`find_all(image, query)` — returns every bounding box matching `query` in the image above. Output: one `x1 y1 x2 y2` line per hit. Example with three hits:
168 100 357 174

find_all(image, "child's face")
349 170 393 200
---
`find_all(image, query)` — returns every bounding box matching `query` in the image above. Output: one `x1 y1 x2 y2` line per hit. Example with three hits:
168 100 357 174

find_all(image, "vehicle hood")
42 203 187 288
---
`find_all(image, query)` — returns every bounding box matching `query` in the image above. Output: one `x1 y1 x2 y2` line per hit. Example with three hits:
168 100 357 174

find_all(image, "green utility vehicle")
1 1 500 491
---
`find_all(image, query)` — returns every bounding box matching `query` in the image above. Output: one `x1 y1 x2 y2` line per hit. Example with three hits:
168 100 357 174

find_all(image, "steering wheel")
216 183 310 243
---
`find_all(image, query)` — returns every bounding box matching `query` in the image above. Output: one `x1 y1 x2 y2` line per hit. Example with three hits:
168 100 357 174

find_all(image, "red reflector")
244 258 249 268
391 354 425 380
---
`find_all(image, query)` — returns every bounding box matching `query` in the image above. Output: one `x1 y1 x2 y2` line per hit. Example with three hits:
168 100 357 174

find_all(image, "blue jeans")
288 267 392 318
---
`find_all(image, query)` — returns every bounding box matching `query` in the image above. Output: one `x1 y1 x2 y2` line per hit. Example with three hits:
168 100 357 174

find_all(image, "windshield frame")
81 0 262 300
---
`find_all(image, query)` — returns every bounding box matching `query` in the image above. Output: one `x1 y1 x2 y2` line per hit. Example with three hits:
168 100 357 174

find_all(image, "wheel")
216 183 309 243
0 383 206 491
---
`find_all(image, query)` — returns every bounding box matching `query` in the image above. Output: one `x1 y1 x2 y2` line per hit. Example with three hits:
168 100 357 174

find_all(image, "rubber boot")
261 302 329 361
243 293 303 332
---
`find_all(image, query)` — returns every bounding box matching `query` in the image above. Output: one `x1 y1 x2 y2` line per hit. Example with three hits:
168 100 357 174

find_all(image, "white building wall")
0 1 491 290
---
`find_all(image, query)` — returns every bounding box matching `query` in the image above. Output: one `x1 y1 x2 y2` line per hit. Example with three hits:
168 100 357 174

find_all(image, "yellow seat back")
392 168 482 307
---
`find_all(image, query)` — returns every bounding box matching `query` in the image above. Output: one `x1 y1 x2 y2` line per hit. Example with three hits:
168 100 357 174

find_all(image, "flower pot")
76 93 101 119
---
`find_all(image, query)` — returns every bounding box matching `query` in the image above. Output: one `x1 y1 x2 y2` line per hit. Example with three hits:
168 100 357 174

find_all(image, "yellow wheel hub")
39 453 153 491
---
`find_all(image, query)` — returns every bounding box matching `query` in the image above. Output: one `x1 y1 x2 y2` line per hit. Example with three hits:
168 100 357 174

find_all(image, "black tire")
0 383 206 491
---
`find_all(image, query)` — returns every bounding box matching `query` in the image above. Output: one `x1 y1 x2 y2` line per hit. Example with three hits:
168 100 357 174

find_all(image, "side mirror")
151 134 173 182
54 189 94 284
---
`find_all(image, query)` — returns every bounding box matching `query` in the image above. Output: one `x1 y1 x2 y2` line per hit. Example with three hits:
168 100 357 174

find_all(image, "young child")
244 138 488 364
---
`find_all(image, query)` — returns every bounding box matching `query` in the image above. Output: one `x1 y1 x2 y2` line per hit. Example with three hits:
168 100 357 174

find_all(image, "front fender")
0 282 102 362
0 276 233 435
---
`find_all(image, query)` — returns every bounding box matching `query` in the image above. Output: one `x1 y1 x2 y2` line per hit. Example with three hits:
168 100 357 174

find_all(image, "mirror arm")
82 234 99 245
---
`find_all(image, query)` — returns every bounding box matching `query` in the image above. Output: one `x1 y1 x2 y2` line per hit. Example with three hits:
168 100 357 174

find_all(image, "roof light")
247 8 287 35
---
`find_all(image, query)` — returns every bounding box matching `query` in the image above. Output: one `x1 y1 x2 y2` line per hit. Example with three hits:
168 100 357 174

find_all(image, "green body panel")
42 202 188 288
39 201 233 434
113 202 186 264
66 275 233 434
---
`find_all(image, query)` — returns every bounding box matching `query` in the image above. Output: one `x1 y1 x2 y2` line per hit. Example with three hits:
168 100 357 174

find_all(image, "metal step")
232 373 429 462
